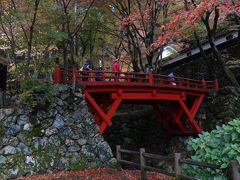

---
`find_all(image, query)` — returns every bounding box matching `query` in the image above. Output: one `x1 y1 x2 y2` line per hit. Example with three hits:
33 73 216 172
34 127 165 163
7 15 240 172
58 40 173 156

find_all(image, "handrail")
54 69 218 92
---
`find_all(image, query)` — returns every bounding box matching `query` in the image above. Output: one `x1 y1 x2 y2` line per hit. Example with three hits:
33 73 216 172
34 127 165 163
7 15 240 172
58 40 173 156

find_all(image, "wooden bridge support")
84 88 206 135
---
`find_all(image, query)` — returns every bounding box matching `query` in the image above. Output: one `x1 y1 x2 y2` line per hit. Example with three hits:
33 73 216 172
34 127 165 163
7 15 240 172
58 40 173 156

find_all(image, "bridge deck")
59 70 218 92
54 69 218 135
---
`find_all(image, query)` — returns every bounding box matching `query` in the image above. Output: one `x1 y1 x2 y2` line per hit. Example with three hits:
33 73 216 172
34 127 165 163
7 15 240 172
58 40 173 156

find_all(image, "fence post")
231 160 240 180
140 148 146 180
116 145 121 161
174 153 182 177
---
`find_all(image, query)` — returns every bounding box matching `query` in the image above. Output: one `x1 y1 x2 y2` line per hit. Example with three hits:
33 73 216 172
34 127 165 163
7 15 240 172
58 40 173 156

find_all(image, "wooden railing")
116 145 240 180
55 69 219 92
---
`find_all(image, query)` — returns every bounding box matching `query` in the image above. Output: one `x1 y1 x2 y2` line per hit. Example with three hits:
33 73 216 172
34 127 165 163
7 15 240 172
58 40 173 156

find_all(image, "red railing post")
102 71 105 81
149 72 153 85
214 77 219 91
53 65 62 84
202 79 207 90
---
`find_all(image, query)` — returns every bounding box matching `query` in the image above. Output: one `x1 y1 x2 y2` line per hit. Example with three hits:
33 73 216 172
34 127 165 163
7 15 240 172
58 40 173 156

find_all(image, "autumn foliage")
17 168 171 180
153 0 240 48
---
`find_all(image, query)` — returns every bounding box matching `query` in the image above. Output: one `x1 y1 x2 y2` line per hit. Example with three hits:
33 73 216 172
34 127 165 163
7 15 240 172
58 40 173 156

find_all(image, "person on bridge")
144 64 153 82
168 72 176 85
112 59 120 81
95 67 103 81
145 64 153 74
82 60 92 81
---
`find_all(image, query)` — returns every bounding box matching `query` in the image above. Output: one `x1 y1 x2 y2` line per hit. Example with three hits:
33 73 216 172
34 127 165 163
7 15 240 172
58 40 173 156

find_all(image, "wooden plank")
118 159 140 168
119 149 140 155
143 152 174 161
180 159 221 169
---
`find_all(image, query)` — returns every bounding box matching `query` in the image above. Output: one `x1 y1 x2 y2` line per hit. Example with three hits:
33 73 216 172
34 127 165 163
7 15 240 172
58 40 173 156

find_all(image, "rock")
74 92 83 98
17 143 30 155
61 93 69 100
57 85 68 92
18 115 29 123
49 109 57 117
59 157 68 168
65 139 74 147
36 110 49 120
68 145 80 152
59 127 72 138
45 127 58 137
56 106 64 115
6 125 21 136
59 145 67 155
25 156 36 165
77 138 87 146
0 145 17 155
17 107 27 115
56 97 64 106
48 135 61 146
72 111 83 121
40 119 54 129
0 109 5 120
64 117 75 126
23 123 33 131
0 155 6 165
53 115 64 129
97 141 113 162
3 116 15 127
108 157 117 164
81 145 95 161
8 168 19 178
32 137 48 150
8 137 19 147
5 108 14 116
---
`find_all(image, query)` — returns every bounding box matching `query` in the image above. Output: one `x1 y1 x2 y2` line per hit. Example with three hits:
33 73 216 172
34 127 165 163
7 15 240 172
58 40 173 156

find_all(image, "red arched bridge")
54 68 219 135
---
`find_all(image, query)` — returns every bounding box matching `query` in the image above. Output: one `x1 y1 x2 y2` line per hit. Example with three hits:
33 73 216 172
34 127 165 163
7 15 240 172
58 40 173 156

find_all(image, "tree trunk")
208 35 240 88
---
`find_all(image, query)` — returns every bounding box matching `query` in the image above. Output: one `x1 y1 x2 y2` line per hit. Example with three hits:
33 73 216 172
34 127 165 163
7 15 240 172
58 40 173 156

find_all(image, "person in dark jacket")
82 60 92 81
95 67 103 81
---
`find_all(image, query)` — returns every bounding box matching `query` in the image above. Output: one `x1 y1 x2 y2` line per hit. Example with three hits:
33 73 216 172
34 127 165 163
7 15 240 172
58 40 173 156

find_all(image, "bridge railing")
54 68 218 91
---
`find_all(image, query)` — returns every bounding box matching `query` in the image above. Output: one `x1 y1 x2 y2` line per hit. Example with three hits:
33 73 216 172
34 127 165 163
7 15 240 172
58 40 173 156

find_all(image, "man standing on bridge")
112 59 120 81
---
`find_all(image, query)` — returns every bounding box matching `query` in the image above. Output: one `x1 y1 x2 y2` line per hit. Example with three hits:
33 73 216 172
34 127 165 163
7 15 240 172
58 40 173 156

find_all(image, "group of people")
80 58 121 81
54 58 176 84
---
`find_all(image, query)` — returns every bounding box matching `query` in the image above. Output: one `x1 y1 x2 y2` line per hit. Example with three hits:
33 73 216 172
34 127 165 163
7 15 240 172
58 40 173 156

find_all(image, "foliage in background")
20 77 56 112
183 119 240 179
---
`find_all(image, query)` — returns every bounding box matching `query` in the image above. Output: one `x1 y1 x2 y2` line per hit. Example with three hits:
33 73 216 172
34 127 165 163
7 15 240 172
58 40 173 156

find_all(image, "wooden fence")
116 145 240 180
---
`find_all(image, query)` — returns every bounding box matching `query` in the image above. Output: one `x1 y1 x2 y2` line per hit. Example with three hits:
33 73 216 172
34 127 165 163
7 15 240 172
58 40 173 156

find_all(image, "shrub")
183 119 240 179
20 77 56 112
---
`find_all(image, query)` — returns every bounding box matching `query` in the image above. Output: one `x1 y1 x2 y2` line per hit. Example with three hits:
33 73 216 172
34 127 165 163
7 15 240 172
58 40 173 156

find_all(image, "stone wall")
0 85 114 178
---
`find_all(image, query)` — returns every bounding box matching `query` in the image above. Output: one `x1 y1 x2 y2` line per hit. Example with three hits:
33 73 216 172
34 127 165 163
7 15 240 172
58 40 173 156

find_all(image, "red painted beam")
112 93 186 101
